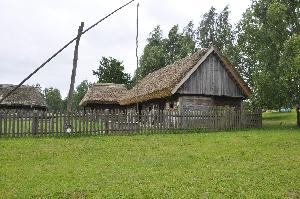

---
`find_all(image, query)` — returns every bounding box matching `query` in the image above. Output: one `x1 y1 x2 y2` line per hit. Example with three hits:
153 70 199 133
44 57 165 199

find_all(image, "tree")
139 25 166 78
138 24 196 80
236 0 300 110
280 34 300 126
93 57 131 85
164 24 196 65
196 7 217 48
44 87 63 111
72 80 91 110
196 6 235 62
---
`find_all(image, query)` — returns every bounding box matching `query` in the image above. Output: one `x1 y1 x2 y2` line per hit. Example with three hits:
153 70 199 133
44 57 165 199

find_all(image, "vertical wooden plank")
159 110 162 133
78 111 82 135
38 111 43 137
89 110 93 135
45 111 48 136
0 111 2 138
11 111 16 137
28 111 32 136
15 110 19 137
55 111 58 136
50 111 54 136
216 108 219 131
98 110 101 134
59 111 62 136
24 111 27 136
94 110 97 134
128 111 132 134
93 110 97 135
7 111 11 137
74 111 77 135
20 110 24 137
3 111 6 137
84 110 87 135
32 110 39 136
18 110 22 137
99 110 102 135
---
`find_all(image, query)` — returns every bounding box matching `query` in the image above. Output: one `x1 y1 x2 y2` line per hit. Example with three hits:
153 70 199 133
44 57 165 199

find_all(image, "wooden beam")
67 22 84 112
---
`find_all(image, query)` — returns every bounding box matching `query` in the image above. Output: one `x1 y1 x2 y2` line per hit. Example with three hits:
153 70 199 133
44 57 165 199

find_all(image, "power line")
0 0 135 104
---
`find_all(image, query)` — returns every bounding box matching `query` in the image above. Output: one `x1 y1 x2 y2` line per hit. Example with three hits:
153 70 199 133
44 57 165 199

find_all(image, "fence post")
32 110 39 135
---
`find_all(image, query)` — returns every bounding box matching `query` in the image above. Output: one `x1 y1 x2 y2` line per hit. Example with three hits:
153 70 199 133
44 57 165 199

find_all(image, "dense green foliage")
138 24 196 79
236 0 300 109
44 87 63 111
0 111 299 198
70 80 91 110
196 6 234 56
43 80 91 111
93 57 131 86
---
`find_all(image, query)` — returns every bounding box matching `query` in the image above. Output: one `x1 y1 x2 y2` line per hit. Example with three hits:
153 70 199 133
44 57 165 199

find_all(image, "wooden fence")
0 109 262 137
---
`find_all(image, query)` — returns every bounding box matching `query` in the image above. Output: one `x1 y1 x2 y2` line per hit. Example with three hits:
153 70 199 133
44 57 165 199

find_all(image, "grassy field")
0 111 299 198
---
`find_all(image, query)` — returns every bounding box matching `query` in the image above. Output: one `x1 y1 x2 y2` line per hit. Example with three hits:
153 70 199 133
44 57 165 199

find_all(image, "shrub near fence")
0 108 262 137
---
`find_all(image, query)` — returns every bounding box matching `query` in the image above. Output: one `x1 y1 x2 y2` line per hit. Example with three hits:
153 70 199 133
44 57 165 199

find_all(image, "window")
170 102 174 109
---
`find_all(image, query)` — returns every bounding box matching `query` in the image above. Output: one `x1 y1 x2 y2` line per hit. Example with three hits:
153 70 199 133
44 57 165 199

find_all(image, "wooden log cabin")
81 47 251 112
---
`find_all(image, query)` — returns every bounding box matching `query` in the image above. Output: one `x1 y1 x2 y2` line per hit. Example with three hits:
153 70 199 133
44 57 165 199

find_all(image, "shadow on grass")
262 110 299 131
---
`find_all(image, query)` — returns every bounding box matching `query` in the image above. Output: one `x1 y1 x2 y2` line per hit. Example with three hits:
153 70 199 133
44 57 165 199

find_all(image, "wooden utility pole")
135 3 139 113
67 22 84 112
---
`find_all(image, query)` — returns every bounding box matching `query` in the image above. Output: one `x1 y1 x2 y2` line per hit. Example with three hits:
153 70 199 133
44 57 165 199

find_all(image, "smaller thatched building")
0 84 47 110
79 83 128 110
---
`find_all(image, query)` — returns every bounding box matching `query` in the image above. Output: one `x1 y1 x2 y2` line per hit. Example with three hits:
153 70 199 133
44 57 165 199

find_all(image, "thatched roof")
120 47 251 105
0 84 47 109
80 83 128 106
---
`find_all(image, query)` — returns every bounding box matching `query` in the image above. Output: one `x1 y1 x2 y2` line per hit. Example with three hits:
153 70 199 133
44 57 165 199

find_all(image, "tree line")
43 0 299 121
35 80 91 111
93 0 299 113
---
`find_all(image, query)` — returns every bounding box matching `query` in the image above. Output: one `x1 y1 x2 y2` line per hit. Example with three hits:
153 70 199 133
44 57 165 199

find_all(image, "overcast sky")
0 0 251 97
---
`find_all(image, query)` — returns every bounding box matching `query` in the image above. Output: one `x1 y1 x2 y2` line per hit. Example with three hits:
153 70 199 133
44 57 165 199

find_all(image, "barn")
81 47 251 112
120 47 251 112
80 83 128 110
0 84 47 111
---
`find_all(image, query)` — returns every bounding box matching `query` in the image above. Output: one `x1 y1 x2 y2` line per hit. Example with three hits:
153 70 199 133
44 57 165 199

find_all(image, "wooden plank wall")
0 109 262 137
177 54 244 97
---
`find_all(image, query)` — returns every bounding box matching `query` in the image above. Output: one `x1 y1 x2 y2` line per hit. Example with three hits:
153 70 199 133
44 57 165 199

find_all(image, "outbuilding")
120 47 251 112
80 83 128 110
0 84 47 111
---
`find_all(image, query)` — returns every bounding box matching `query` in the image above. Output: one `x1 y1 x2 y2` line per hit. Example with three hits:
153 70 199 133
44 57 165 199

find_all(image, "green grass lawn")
0 111 299 198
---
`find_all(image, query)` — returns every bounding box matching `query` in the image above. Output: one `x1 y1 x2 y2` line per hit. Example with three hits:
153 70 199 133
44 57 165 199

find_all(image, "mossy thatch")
0 84 47 110
119 47 251 105
119 49 208 105
80 47 251 107
80 83 128 106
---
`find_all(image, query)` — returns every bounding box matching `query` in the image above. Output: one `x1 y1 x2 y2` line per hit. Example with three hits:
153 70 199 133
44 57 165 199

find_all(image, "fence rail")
0 109 262 137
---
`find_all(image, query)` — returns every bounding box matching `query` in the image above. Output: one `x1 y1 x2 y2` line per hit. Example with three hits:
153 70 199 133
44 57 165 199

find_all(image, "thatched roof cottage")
79 83 127 110
81 47 251 112
0 84 47 110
